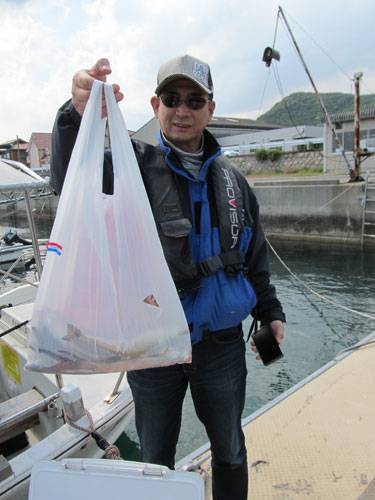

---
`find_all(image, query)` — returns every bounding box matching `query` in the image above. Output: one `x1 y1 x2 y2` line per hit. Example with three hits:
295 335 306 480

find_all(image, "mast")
277 5 355 179
353 72 363 181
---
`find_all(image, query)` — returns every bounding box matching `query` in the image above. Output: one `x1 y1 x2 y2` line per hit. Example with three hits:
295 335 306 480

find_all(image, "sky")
1 0 374 141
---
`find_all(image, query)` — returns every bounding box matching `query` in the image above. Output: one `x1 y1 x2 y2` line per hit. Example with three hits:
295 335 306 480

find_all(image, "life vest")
139 148 247 294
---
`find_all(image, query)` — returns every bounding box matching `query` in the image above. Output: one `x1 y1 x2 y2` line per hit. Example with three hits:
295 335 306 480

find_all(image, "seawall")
0 178 370 247
249 177 366 245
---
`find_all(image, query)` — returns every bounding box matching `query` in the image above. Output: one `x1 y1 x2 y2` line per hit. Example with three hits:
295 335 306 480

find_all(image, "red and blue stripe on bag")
46 242 63 256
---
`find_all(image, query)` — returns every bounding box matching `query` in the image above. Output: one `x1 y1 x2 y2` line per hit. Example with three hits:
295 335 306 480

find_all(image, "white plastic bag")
27 80 192 374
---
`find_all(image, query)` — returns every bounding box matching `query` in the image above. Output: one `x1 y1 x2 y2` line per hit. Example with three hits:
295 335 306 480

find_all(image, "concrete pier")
0 175 373 246
249 175 367 245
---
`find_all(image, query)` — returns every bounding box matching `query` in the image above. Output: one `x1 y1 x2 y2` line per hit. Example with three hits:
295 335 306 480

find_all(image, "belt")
201 324 243 345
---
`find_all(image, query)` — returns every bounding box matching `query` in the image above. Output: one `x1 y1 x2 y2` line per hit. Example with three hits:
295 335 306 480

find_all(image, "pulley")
262 46 280 67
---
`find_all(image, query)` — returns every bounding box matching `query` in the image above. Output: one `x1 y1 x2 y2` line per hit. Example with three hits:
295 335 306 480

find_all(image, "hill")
257 92 375 126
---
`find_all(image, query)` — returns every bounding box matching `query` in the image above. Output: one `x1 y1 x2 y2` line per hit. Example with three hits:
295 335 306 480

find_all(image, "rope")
281 8 352 82
66 409 122 460
291 184 355 227
0 319 29 338
266 237 375 321
271 64 305 137
258 9 280 115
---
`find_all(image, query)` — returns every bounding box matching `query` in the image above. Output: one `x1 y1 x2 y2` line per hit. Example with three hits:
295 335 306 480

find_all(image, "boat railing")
0 186 53 205
0 389 60 445
0 243 47 289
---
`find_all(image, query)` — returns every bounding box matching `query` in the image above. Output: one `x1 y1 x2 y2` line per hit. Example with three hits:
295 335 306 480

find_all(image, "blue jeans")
127 326 248 500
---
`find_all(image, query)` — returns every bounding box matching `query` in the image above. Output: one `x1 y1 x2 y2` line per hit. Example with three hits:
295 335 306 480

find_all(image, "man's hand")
269 320 284 345
71 58 124 116
250 320 285 360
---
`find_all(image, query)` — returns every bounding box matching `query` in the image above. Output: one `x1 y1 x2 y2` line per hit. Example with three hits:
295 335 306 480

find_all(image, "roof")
209 116 279 130
0 138 28 149
218 125 323 148
0 159 47 191
330 107 375 123
28 132 52 150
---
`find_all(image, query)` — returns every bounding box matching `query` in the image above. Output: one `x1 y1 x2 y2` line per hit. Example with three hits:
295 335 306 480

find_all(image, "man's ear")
150 96 160 117
208 99 216 119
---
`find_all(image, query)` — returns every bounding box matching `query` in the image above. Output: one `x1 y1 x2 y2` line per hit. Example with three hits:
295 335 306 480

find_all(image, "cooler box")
28 459 204 500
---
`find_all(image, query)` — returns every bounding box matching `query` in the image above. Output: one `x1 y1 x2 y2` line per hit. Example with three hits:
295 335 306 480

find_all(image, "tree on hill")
257 92 375 126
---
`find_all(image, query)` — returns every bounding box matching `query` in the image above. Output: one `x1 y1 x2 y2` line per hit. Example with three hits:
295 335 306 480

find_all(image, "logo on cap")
193 62 209 87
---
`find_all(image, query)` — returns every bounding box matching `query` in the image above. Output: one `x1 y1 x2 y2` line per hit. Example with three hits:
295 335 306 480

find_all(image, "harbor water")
1 202 374 462
121 239 375 461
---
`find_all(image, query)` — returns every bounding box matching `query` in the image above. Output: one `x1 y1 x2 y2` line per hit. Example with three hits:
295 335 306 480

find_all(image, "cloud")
0 0 374 141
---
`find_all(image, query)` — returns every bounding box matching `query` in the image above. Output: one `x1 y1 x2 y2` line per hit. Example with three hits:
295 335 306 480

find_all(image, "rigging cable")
281 8 352 82
266 237 375 321
258 9 281 115
271 63 305 137
290 184 355 227
277 6 354 175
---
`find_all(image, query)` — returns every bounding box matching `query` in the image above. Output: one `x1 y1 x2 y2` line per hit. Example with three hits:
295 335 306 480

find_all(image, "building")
27 132 52 171
323 107 375 174
207 116 279 139
218 125 323 154
0 138 28 164
131 116 279 145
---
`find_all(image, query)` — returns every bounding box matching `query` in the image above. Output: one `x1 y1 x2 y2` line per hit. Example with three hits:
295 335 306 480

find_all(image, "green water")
118 240 375 462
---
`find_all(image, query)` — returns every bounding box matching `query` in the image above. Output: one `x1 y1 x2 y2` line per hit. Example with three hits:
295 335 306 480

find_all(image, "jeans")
127 326 248 500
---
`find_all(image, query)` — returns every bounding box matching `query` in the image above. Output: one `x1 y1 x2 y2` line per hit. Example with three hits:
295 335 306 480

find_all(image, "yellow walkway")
192 336 375 499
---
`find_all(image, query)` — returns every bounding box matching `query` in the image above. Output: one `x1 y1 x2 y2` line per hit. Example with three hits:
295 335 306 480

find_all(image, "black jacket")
51 100 285 341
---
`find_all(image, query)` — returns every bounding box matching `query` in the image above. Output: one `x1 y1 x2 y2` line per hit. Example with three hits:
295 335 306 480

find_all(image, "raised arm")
50 58 123 194
71 58 123 116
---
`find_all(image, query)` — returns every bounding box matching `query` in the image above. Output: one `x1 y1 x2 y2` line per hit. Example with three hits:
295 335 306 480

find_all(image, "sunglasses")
159 93 210 111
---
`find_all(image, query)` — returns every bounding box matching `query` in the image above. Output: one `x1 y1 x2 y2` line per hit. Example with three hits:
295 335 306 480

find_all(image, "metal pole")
55 374 64 390
24 190 43 279
105 371 125 403
353 72 363 181
16 135 20 163
278 6 354 178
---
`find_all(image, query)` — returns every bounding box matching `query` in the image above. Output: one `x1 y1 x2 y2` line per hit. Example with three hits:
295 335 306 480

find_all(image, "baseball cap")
155 54 214 96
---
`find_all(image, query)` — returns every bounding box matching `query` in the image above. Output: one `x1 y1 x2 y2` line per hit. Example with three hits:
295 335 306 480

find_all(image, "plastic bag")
27 80 192 374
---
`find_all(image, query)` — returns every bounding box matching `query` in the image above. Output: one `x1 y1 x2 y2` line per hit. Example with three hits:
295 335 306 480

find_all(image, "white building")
218 125 323 154
323 108 375 174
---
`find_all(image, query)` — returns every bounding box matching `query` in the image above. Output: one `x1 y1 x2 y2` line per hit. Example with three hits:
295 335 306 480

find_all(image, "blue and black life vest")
139 148 247 293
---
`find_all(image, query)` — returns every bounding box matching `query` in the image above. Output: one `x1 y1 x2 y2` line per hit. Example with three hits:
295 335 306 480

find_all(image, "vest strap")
198 249 245 278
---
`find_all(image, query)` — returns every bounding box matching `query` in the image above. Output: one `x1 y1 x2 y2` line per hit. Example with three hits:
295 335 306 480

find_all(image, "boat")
0 160 134 499
0 230 36 269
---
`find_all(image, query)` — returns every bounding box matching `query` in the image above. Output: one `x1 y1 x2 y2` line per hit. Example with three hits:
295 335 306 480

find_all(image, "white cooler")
28 459 204 500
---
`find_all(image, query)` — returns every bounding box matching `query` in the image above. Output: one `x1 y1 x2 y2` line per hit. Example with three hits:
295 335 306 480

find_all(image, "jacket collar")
158 129 220 157
157 129 221 181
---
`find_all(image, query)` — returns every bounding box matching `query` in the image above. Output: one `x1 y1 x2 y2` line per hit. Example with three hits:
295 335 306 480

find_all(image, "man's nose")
175 101 190 115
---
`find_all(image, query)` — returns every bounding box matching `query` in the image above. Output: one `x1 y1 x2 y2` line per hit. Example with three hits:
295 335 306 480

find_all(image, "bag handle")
104 83 146 195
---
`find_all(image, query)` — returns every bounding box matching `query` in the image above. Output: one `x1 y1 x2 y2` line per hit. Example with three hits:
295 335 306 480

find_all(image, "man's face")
150 79 215 153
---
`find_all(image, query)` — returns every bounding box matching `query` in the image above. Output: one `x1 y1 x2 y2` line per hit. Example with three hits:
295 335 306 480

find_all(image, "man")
51 54 286 500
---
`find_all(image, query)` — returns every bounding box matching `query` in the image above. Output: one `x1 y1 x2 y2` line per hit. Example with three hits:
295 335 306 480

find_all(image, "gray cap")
155 54 214 96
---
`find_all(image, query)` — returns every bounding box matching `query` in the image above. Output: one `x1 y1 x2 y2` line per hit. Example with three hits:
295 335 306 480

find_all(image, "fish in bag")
27 81 192 373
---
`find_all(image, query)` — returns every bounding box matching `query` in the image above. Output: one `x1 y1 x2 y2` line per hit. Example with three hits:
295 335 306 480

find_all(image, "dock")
180 333 375 499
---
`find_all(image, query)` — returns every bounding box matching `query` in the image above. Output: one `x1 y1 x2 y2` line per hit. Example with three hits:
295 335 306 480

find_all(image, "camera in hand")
252 324 283 366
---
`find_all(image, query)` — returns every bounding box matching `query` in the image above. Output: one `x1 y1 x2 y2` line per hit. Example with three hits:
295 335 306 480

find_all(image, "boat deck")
189 336 375 499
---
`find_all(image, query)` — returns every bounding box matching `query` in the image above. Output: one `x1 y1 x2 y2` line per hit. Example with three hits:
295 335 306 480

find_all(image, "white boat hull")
0 285 135 500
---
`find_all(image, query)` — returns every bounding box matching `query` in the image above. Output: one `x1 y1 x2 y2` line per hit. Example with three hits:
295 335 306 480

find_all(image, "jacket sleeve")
236 172 286 325
50 100 81 194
